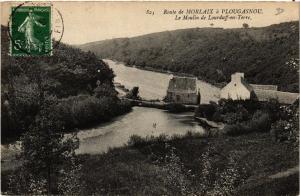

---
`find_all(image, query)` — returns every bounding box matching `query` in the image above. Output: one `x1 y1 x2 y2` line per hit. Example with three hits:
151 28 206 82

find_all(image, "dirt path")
269 166 299 179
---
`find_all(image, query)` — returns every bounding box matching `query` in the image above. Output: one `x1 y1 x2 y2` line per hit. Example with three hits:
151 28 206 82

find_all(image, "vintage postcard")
1 1 299 195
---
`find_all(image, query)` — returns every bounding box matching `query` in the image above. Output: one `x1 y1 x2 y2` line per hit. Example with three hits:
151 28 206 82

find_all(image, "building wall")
166 91 199 104
250 84 278 91
220 82 251 100
254 89 298 104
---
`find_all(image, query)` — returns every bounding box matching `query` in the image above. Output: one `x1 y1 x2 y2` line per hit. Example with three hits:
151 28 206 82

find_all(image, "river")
1 60 221 163
75 60 220 154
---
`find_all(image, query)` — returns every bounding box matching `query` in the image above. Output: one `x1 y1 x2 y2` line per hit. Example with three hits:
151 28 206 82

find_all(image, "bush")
222 124 247 136
125 86 141 100
128 134 169 148
213 99 254 124
127 135 146 147
261 99 281 122
270 105 299 146
195 104 216 120
250 111 271 132
222 111 271 136
55 95 131 131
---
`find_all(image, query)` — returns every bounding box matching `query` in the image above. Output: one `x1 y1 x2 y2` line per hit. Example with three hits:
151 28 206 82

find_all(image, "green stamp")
10 6 52 56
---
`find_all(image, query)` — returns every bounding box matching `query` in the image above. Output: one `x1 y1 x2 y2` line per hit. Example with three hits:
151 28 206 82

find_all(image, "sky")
1 1 299 45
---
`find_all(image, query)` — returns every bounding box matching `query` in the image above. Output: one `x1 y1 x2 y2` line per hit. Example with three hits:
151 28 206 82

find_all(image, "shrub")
270 105 299 146
125 86 141 100
213 99 253 124
222 111 271 136
198 147 247 195
261 98 281 122
55 95 131 131
159 144 194 195
127 135 146 147
222 124 247 136
128 134 169 148
250 111 271 132
195 104 216 120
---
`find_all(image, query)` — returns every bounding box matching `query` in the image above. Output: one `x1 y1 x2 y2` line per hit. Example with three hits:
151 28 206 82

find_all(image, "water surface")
75 60 220 154
76 107 204 154
105 59 220 103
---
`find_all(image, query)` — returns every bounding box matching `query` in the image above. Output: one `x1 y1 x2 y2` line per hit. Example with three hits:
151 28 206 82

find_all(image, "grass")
2 131 298 195
75 132 298 195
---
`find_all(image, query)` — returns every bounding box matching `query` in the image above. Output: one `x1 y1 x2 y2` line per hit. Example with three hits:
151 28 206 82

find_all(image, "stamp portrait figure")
17 9 45 52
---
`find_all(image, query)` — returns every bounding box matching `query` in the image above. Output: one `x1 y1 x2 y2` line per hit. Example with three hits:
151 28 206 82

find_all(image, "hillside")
80 21 299 92
1 25 131 142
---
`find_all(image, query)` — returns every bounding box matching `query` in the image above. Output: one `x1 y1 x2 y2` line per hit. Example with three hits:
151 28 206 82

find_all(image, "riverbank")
1 95 132 145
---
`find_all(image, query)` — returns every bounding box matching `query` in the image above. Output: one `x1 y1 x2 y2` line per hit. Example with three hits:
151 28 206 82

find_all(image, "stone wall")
254 89 298 104
250 84 278 91
166 91 199 104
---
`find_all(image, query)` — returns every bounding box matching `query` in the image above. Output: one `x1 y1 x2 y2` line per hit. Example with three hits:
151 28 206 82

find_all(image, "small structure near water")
220 73 255 100
165 76 200 105
220 72 298 104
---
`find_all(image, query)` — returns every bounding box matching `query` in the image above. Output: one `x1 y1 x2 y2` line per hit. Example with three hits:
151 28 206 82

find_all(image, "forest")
80 21 299 92
1 25 131 143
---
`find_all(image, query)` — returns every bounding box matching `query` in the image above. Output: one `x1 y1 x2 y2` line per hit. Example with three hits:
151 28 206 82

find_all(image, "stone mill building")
165 76 200 105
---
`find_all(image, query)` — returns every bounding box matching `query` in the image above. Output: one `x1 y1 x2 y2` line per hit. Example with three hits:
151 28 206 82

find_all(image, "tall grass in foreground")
127 133 247 195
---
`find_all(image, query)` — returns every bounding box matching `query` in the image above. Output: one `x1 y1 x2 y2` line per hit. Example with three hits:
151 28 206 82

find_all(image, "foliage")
80 21 299 92
7 98 81 195
1 25 131 142
125 86 141 100
70 130 300 195
222 110 271 136
260 98 281 121
242 23 249 28
210 99 258 124
157 143 195 195
199 147 247 195
195 104 217 120
270 104 299 147
56 95 131 130
4 130 297 195
128 134 170 148
94 82 118 98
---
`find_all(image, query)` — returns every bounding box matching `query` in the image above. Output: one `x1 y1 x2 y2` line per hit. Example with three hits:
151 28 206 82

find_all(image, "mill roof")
240 79 254 92
167 76 197 93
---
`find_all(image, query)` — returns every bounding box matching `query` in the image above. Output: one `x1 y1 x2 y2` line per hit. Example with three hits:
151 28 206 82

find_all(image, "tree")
8 67 81 195
8 97 80 195
242 23 249 29
94 82 118 98
125 86 141 100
